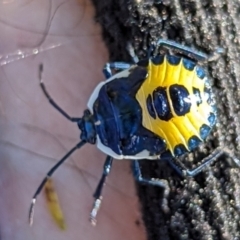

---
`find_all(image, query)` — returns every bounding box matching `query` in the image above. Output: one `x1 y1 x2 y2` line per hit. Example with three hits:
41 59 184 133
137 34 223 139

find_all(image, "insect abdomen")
136 55 216 157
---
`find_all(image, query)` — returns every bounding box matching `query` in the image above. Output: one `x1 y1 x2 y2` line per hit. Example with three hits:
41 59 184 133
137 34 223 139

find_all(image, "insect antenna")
29 140 86 226
39 64 81 122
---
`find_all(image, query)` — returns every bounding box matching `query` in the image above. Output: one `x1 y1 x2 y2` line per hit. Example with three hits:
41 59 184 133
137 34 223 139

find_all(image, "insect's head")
78 109 96 144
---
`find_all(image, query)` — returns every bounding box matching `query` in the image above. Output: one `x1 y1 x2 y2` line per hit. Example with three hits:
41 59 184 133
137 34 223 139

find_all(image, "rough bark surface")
91 0 240 239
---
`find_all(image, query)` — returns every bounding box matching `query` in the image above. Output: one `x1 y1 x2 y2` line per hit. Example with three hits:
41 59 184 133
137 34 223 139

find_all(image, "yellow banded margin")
136 54 217 157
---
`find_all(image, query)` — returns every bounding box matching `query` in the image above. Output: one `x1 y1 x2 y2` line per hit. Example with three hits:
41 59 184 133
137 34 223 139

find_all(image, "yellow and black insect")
28 39 239 226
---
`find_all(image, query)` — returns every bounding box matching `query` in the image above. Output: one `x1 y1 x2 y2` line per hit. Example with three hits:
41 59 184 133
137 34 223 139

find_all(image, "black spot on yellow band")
152 87 173 121
146 94 156 119
169 84 191 116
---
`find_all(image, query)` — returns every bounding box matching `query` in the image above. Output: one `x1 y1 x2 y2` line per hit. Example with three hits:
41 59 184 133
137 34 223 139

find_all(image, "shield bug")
29 39 239 226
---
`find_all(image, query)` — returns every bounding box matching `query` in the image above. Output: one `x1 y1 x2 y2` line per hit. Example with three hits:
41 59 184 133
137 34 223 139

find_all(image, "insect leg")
90 155 113 225
126 42 139 63
102 62 133 79
132 161 168 188
156 39 209 62
167 147 240 177
103 42 139 77
132 160 170 212
39 64 81 122
29 140 86 226
207 48 225 62
185 148 225 176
